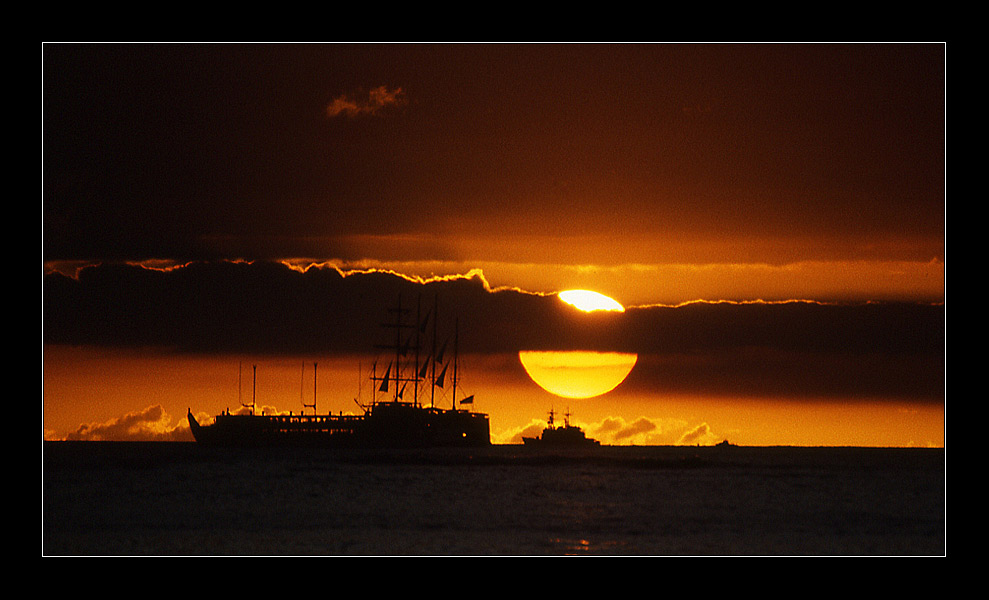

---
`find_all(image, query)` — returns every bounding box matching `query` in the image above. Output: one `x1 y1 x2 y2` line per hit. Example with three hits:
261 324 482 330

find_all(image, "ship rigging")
188 295 490 448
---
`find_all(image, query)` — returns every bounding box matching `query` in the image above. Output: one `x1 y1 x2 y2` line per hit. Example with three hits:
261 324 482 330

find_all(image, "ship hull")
188 402 490 449
521 424 601 447
188 296 491 449
521 437 600 447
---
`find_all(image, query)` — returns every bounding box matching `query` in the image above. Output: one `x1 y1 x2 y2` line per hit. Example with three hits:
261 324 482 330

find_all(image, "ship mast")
372 294 422 404
431 295 438 409
452 318 459 411
394 295 402 403
242 364 256 415
371 361 377 406
368 294 466 411
414 296 422 407
301 362 317 414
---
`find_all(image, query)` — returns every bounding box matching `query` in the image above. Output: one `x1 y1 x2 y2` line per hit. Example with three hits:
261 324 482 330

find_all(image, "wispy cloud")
676 422 718 446
326 86 406 118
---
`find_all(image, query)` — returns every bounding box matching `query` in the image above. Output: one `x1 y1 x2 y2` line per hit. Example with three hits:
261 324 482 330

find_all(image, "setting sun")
43 44 944 557
518 350 638 398
558 289 625 312
518 291 635 398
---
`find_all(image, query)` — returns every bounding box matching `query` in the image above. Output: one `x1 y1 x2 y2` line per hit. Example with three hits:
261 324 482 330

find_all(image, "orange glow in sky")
42 44 945 450
42 346 944 448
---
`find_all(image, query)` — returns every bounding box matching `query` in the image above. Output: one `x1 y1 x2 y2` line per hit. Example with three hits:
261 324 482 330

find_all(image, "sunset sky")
42 43 945 447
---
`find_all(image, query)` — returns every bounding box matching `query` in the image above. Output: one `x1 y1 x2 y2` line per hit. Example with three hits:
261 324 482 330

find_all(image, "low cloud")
326 86 406 118
589 415 704 446
676 422 719 446
606 416 658 441
495 414 723 446
49 405 724 446
44 404 294 442
54 405 191 442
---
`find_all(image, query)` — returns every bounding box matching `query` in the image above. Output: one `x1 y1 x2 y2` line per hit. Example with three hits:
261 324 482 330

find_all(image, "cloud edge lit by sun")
558 289 625 313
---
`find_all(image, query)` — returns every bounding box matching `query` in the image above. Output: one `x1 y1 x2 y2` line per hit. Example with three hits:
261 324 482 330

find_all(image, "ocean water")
42 442 945 556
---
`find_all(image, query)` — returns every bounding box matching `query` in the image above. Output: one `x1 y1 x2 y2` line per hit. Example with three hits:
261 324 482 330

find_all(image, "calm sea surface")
42 442 945 556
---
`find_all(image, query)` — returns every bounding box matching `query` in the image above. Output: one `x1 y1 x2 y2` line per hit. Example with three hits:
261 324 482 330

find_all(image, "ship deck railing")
217 412 365 427
234 412 362 436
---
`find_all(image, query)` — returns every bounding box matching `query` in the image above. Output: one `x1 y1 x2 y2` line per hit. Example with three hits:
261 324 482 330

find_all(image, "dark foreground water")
42 442 944 555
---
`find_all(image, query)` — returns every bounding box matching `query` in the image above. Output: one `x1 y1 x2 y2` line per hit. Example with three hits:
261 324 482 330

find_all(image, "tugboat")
522 409 600 447
188 295 490 448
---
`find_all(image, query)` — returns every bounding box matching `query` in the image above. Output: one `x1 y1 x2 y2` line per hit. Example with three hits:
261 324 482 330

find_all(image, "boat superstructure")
521 408 600 447
188 296 490 448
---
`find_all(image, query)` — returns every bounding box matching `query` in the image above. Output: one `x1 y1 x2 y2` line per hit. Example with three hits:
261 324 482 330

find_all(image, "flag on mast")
379 362 391 393
435 362 448 387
